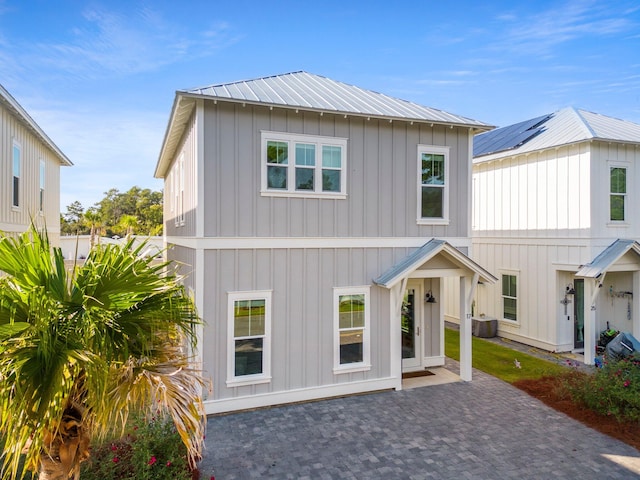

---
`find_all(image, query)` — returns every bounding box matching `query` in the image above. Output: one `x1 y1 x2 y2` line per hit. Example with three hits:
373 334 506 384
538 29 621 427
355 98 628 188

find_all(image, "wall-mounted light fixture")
566 283 576 295
425 290 437 303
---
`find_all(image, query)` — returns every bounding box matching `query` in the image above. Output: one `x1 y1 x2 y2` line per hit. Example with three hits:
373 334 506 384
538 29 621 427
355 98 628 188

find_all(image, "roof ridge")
569 107 598 139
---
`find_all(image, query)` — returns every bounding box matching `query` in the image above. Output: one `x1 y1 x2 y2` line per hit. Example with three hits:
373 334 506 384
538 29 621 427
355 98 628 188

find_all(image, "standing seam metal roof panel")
183 72 491 128
575 239 640 278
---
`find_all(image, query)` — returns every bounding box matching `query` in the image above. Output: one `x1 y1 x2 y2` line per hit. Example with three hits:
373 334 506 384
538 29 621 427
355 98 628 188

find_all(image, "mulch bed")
513 375 640 451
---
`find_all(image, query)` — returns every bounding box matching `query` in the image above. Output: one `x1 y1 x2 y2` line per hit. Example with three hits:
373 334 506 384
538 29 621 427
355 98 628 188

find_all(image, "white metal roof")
0 84 72 166
474 107 640 163
185 71 491 128
575 239 640 279
156 72 492 177
373 238 497 288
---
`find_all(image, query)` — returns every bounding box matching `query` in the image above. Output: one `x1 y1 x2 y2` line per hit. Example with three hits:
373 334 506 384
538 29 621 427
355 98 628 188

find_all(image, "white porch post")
459 276 472 381
389 278 408 391
583 279 597 365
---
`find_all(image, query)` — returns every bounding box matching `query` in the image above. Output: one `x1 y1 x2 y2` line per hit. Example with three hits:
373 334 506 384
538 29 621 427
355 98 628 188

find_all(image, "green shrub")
565 355 640 422
80 413 194 480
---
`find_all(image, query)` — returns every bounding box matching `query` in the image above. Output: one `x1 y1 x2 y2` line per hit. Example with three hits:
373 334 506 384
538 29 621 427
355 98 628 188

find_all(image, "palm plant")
0 227 206 480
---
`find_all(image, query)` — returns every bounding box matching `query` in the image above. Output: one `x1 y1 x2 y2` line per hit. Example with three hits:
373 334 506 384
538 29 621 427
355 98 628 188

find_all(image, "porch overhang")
575 239 640 279
374 238 497 385
575 239 640 366
373 238 497 288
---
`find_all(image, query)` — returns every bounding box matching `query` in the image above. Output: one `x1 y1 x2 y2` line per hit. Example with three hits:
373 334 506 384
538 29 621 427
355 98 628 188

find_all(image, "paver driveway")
200 362 640 479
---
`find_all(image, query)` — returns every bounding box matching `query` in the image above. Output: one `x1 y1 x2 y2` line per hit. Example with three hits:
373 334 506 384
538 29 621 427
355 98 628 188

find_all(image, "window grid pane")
295 168 314 190
421 186 443 218
234 338 264 376
610 167 626 194
322 169 341 192
322 146 342 168
295 144 315 166
422 153 445 185
234 299 265 337
610 195 625 221
339 329 363 364
267 141 288 165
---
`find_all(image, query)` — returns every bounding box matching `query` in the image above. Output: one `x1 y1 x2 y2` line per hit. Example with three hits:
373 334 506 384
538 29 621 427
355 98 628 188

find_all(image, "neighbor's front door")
402 280 423 370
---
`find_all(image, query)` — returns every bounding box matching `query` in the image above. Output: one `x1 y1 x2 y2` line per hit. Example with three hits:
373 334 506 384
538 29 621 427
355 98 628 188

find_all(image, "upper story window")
333 286 371 374
610 166 626 222
12 140 21 208
261 131 347 199
501 273 518 322
227 291 272 387
39 160 45 213
417 145 449 225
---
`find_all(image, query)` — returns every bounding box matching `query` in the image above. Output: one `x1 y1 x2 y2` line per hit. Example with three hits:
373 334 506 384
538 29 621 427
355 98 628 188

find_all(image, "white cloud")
491 0 636 55
28 105 165 209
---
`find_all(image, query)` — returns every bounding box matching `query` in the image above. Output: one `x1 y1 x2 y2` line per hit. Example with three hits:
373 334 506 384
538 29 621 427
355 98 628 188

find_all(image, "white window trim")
499 270 519 325
226 290 272 387
260 131 348 199
416 144 450 225
333 286 371 374
12 139 21 210
39 159 45 215
607 161 629 225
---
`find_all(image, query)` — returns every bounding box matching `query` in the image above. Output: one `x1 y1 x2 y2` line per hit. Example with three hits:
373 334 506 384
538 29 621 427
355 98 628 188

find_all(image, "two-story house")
472 107 640 365
1 84 72 245
155 72 496 414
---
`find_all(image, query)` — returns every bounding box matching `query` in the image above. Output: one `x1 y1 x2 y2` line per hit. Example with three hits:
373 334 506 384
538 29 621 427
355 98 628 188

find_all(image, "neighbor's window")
610 166 626 222
174 154 185 226
262 131 347 197
502 274 518 322
227 291 272 386
39 160 45 213
12 140 21 208
418 145 449 224
334 287 371 373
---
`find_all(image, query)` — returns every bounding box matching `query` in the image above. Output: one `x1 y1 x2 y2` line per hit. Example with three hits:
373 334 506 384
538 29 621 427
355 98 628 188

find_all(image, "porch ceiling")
373 238 497 289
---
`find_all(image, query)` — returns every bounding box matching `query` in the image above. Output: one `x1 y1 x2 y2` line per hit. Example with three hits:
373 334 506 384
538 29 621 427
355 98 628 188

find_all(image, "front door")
402 281 422 370
574 279 584 350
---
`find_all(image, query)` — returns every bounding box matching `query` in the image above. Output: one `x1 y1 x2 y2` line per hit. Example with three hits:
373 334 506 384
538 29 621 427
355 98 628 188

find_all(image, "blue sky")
1 0 639 209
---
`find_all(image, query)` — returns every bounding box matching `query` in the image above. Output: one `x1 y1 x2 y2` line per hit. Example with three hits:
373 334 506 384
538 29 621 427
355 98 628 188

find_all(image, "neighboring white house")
0 84 72 245
154 71 496 414
472 107 640 364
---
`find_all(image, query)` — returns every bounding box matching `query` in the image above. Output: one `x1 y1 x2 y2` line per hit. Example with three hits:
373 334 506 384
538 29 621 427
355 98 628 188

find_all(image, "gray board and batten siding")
156 72 494 412
201 101 476 239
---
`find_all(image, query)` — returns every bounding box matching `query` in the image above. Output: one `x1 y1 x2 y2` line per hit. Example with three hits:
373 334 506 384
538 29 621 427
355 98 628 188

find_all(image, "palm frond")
0 227 206 480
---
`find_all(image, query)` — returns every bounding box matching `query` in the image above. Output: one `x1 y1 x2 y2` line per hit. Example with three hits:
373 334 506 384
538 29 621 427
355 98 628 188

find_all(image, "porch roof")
373 238 497 288
575 239 640 279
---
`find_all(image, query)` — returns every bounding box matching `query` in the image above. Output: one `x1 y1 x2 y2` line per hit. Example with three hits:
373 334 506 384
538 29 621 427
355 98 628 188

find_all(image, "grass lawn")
445 327 566 383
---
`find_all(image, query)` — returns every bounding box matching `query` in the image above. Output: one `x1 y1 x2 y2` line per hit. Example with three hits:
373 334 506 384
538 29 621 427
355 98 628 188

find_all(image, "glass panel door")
574 279 584 349
402 283 422 369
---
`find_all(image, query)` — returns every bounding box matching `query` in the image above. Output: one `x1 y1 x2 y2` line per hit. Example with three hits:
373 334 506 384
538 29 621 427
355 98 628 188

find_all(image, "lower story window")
501 273 517 321
227 291 272 386
334 286 371 373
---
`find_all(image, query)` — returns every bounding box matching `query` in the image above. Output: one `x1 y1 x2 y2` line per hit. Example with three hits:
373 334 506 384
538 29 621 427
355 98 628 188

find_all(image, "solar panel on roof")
474 114 551 157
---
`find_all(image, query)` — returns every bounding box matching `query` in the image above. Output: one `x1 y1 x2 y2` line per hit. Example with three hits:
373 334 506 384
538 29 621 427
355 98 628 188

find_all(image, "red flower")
624 380 631 387
112 457 119 463
166 461 172 467
148 456 157 466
